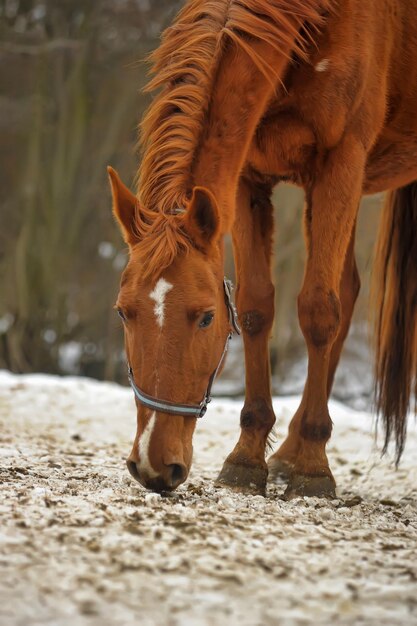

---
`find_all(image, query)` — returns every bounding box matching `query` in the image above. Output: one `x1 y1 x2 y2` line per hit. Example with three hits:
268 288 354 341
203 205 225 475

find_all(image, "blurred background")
0 0 383 406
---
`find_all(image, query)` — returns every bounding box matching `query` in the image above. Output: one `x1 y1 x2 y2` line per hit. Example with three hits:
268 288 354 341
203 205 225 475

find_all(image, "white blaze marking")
138 412 158 478
315 58 330 72
149 278 173 327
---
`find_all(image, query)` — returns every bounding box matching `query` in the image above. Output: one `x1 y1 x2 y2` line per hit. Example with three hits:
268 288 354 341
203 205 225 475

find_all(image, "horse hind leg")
326 226 361 394
216 177 275 496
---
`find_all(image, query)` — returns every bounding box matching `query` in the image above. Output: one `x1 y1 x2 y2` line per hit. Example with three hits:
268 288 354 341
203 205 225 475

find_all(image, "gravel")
0 371 416 626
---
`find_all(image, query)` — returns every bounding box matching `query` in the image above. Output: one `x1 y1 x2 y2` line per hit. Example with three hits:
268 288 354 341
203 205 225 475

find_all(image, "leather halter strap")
127 278 240 419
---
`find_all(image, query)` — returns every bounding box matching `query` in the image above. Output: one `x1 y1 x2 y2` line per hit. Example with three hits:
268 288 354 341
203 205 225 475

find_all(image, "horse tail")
373 182 417 463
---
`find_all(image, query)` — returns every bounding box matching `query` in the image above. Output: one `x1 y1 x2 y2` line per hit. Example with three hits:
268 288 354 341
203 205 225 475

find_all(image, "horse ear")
107 166 140 246
185 186 220 249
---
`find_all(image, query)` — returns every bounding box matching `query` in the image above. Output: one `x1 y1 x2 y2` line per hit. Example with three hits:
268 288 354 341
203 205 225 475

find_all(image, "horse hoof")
215 462 267 496
284 473 336 500
267 457 294 482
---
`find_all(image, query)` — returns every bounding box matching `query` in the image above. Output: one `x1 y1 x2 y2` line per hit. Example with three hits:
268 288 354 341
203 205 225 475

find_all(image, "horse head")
108 167 236 491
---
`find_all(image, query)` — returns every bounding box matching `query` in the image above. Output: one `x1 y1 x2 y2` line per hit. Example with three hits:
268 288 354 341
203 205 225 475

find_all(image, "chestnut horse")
108 0 417 497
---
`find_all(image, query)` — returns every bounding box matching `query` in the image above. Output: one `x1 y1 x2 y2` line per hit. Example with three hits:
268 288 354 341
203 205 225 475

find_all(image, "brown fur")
110 0 417 494
138 0 332 214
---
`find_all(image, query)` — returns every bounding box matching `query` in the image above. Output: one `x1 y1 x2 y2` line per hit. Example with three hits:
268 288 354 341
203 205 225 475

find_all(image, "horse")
108 0 417 497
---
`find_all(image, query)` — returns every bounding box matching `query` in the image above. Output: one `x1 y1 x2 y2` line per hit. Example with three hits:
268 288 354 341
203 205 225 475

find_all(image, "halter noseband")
127 278 241 419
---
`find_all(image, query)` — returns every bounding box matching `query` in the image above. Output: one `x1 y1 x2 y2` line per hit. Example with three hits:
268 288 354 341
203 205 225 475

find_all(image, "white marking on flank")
315 58 330 72
138 412 158 478
149 278 173 328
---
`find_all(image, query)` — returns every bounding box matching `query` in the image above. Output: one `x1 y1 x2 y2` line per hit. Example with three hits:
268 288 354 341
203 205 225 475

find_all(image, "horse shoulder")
247 0 400 183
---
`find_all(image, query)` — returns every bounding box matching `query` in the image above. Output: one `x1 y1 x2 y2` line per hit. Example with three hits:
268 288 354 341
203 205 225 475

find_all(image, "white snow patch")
0 370 416 626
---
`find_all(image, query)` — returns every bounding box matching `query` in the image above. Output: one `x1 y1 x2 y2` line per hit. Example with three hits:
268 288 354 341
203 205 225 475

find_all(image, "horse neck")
139 1 332 230
193 43 288 233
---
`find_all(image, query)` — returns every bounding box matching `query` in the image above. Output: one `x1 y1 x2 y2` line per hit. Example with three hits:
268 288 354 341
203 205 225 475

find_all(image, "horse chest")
247 69 354 186
248 110 324 187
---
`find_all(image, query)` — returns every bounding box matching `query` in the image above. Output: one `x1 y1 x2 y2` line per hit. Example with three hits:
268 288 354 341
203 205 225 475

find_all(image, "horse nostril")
126 459 141 483
167 463 187 487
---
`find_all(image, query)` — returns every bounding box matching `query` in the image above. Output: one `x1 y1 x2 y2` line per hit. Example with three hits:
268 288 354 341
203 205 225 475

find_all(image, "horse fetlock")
240 399 275 432
300 418 332 442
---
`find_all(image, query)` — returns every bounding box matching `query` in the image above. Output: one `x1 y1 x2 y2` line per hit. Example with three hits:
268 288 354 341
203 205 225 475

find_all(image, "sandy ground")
0 371 416 626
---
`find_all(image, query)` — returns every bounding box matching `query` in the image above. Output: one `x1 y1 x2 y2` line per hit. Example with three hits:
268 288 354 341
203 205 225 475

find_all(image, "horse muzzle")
126 458 188 492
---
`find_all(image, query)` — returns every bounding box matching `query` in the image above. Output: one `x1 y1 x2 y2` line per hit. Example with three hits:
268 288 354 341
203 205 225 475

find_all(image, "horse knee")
298 286 341 349
241 309 273 336
239 283 275 337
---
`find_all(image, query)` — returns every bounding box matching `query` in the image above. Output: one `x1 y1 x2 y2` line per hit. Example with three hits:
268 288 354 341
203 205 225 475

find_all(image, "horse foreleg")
273 136 365 498
269 226 361 481
286 138 365 498
216 178 275 496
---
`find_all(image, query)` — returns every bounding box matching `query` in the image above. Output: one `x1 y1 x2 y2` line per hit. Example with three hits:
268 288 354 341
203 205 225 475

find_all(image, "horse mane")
133 204 192 279
136 0 333 277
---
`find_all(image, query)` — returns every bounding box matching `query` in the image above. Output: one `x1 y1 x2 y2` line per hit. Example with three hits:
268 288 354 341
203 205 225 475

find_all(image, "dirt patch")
0 373 416 625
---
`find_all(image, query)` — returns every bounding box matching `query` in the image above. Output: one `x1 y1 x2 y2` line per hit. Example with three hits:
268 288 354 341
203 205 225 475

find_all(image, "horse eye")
199 312 214 329
117 308 126 322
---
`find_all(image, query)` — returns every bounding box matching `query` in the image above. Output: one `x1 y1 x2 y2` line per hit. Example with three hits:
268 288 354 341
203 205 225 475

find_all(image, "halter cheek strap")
223 278 241 335
127 278 240 419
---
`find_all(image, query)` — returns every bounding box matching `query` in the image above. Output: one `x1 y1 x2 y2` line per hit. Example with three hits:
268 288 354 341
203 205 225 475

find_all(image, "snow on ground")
0 371 416 626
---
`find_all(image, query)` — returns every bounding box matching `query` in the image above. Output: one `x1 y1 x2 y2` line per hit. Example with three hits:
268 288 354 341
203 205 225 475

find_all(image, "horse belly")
364 130 417 194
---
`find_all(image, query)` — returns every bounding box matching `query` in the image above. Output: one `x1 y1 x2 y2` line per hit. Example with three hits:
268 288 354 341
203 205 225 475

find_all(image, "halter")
127 278 241 419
